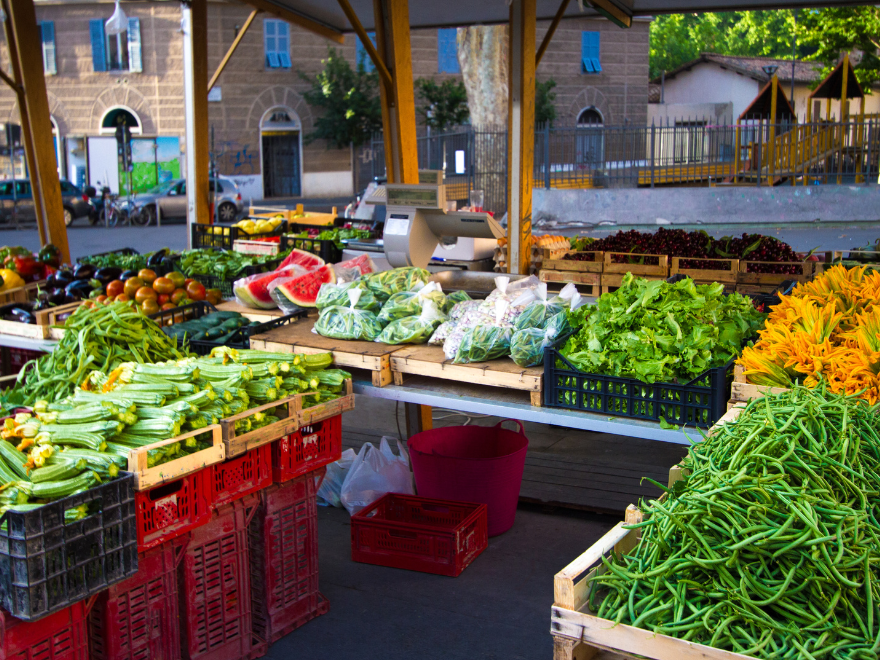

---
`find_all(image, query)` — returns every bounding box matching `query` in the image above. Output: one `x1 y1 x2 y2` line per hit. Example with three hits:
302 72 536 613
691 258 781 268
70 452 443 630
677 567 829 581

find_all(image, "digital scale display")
385 185 442 209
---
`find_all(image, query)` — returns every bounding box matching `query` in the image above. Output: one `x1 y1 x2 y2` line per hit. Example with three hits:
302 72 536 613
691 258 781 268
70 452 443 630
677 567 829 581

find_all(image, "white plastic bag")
317 448 356 507
340 437 414 515
105 1 128 35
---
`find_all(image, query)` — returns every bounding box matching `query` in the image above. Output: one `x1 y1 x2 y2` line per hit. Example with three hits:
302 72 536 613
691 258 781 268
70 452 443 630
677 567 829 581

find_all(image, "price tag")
385 217 410 236
233 240 279 256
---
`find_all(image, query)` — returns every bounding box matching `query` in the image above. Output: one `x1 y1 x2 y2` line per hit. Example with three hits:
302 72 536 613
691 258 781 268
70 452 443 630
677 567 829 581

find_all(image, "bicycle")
105 195 150 227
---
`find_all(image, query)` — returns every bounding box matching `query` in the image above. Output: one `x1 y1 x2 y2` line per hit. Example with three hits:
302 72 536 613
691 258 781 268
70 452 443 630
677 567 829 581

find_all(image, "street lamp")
762 64 779 79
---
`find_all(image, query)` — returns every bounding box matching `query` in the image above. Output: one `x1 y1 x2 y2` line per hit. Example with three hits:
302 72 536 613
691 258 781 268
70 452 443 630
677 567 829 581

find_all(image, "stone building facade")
0 0 650 200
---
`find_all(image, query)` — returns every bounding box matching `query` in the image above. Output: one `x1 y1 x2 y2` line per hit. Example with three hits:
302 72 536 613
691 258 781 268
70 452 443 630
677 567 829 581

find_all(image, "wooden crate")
541 246 576 262
729 364 789 405
127 425 225 491
216 300 288 324
220 395 302 459
670 257 739 284
389 343 543 407
600 271 669 295
249 316 402 387
295 378 355 426
737 261 813 287
543 251 604 274
539 270 601 297
814 250 880 275
0 280 45 306
603 253 669 277
37 301 85 341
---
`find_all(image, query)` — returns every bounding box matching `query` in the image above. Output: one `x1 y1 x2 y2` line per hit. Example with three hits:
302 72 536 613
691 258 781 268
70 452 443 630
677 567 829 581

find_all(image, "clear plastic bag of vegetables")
429 319 456 345
513 283 565 331
443 290 471 314
449 298 480 322
315 280 380 313
453 300 514 364
313 289 384 341
483 275 540 307
376 300 446 345
362 267 431 303
442 301 496 359
510 326 558 367
377 281 447 325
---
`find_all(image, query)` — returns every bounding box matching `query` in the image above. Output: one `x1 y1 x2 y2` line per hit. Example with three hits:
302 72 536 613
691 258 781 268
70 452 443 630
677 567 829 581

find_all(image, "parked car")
134 177 244 224
0 179 93 227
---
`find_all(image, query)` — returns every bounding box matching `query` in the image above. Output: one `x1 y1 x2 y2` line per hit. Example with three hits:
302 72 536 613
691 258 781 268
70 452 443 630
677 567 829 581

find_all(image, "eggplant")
94 266 123 284
147 249 168 267
120 269 138 281
73 264 97 281
45 288 67 305
56 312 74 324
33 299 51 312
65 279 93 300
46 270 73 288
10 307 35 324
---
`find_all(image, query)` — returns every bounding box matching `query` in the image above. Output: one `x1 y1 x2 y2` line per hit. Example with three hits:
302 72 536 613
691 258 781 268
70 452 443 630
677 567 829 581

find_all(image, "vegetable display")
315 280 380 313
376 282 447 325
561 274 765 383
738 265 880 403
361 268 431 304
510 327 558 367
77 248 174 274
376 300 445 345
158 309 260 345
176 248 289 281
314 288 384 341
286 227 371 250
589 386 880 659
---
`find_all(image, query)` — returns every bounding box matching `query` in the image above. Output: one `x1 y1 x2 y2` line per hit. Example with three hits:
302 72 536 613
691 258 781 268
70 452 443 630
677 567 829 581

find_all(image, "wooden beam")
208 9 260 92
7 0 68 260
373 0 418 184
536 0 570 68
840 53 849 122
587 0 631 28
338 0 392 89
240 0 344 44
507 0 536 275
0 67 18 93
191 0 210 224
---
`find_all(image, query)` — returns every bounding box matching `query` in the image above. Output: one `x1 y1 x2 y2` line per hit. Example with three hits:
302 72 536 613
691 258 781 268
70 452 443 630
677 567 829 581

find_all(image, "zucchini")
0 441 29 481
0 455 21 485
301 352 332 371
30 471 97 499
31 459 87 484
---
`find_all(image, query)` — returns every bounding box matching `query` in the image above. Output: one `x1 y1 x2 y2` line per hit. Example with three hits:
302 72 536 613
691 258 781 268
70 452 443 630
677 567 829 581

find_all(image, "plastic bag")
233 265 307 310
449 298 480 322
377 300 446 345
443 290 471 314
315 280 380 313
442 301 496 360
510 326 558 367
362 267 431 303
484 275 540 306
513 283 565 331
558 281 588 311
429 319 456 345
317 448 356 507
313 289 385 341
544 310 572 338
453 300 514 364
105 0 128 35
377 281 447 325
340 437 414 515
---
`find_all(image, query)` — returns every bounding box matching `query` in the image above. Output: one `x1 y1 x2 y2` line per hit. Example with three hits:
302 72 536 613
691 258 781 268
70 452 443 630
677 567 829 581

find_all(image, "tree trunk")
457 25 508 213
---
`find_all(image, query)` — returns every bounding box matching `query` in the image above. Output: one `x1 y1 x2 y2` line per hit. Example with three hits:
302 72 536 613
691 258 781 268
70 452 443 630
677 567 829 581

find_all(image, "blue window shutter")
279 52 291 68
89 19 106 72
582 58 593 73
357 32 376 72
267 52 280 68
264 19 276 67
591 57 602 73
437 28 459 74
40 21 56 75
581 31 600 73
127 17 142 72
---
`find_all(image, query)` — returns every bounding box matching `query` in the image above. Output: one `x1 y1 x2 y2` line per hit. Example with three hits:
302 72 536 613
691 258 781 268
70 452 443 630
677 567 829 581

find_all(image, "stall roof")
243 0 873 33
809 57 864 99
738 78 796 121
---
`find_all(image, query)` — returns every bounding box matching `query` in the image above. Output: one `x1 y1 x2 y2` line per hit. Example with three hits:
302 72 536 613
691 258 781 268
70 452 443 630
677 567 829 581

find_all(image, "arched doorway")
99 106 142 135
576 106 604 165
260 107 301 197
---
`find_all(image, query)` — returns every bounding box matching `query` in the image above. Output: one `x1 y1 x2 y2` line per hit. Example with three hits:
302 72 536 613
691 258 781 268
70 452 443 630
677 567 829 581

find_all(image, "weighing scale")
366 182 505 269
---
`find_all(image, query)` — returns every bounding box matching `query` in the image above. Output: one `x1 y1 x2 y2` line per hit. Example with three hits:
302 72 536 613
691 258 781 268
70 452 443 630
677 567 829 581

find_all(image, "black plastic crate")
192 222 286 250
148 300 218 330
543 338 734 428
0 473 138 621
280 233 342 264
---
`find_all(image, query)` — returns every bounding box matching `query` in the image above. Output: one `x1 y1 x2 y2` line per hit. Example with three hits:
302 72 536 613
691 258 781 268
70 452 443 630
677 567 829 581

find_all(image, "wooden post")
208 9 260 92
191 0 210 224
6 0 69 261
768 75 777 185
373 0 418 184
535 0 570 68
507 0 536 276
733 125 741 183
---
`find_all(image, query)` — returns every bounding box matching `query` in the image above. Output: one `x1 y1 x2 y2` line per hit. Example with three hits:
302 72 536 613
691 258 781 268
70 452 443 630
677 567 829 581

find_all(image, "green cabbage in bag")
377 282 447 324
377 300 446 345
314 289 384 341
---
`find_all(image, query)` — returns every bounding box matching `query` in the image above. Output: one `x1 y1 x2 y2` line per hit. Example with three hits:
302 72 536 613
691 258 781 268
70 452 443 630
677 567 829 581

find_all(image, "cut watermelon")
279 247 324 271
336 254 376 275
233 266 306 309
271 265 336 309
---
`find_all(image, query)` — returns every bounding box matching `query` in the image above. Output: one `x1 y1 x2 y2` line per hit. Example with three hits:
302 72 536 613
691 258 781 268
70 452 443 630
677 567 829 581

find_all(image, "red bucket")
408 420 528 536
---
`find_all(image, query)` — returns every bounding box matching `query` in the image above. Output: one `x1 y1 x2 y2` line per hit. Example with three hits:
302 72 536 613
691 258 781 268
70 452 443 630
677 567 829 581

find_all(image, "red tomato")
171 288 188 305
106 280 124 298
153 277 175 295
186 281 206 301
157 293 170 306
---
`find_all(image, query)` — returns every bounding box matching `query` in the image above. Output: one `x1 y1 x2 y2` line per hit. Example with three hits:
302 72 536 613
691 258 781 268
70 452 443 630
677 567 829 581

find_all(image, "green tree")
299 47 382 149
535 79 558 126
799 7 880 88
414 78 470 131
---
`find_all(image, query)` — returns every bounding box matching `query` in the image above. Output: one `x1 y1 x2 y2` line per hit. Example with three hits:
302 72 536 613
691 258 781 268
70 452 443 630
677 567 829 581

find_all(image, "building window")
577 108 603 126
356 32 376 73
89 18 142 73
40 22 56 75
264 19 291 69
437 28 459 74
581 31 601 73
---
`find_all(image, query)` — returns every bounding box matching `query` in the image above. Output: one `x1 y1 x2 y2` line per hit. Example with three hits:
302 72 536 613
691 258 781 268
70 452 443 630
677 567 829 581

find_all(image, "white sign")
385 217 410 236
455 150 466 174
208 87 222 102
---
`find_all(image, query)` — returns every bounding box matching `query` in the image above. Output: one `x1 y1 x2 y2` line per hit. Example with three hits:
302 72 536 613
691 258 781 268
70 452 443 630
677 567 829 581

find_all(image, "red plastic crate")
249 475 328 646
351 493 488 577
212 443 272 508
272 414 342 483
136 468 213 551
180 494 264 660
89 540 185 660
1 600 89 660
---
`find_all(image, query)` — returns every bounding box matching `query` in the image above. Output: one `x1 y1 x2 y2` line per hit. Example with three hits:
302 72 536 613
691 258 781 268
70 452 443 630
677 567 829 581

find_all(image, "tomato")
167 272 186 289
135 286 158 304
138 269 158 284
106 280 124 298
95 295 108 304
156 293 170 306
205 288 223 305
82 300 96 310
153 277 175 295
184 278 194 286
123 277 144 298
171 288 188 305
161 302 176 311
141 298 160 315
186 281 206 301
114 293 131 302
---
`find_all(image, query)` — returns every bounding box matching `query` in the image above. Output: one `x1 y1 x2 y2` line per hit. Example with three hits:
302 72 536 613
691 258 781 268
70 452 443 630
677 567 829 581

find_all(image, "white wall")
663 64 760 120
648 102 734 125
226 175 263 203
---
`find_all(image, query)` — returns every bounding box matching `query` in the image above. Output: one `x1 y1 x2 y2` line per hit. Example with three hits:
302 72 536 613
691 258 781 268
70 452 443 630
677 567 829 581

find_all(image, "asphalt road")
2 218 880 261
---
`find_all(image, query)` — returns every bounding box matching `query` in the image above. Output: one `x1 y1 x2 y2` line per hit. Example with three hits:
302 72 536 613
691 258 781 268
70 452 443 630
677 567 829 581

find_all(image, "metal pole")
650 121 655 188
182 2 196 248
544 122 550 188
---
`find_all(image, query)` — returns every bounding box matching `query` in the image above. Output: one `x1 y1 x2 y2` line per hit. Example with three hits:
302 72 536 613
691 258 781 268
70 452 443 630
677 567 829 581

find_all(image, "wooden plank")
554 521 631 610
601 271 668 294
295 378 355 426
543 252 604 273
542 247 580 262
220 395 300 459
670 257 739 284
540 269 601 293
603 253 668 277
216 300 288 323
390 343 543 394
737 261 813 286
0 319 47 339
0 280 46 306
127 425 224 491
730 364 789 403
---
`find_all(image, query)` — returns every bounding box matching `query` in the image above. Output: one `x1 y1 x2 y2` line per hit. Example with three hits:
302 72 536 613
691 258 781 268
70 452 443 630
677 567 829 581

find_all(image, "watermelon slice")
270 265 336 309
278 248 324 271
336 254 376 275
233 266 306 309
